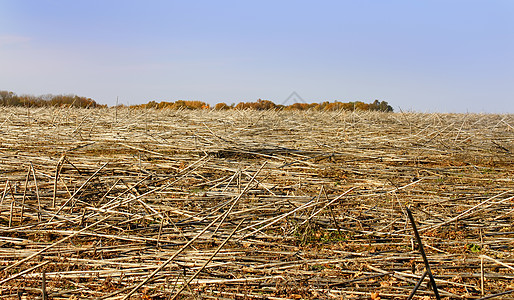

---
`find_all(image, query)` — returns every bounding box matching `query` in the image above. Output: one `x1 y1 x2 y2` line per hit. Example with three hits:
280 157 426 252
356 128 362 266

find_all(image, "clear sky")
1 1 513 112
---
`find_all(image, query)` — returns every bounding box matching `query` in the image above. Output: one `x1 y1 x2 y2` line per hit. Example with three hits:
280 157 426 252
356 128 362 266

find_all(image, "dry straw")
0 107 513 299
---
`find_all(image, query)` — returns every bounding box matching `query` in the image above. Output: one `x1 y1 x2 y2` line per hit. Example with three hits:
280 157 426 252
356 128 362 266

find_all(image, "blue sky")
1 1 513 112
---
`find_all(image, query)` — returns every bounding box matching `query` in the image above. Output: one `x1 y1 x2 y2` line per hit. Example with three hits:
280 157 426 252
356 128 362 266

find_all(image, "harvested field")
0 107 513 299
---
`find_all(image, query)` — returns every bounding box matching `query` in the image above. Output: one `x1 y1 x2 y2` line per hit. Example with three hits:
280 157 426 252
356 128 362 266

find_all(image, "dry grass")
0 107 513 299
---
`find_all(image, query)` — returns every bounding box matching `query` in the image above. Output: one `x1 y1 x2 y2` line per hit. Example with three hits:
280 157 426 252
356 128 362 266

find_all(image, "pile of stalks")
0 107 513 299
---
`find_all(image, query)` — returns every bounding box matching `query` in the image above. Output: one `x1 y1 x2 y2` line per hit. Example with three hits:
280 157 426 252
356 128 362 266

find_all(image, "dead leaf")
371 291 381 300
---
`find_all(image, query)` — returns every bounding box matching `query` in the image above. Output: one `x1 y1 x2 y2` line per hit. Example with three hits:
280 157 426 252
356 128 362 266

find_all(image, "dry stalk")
0 108 512 299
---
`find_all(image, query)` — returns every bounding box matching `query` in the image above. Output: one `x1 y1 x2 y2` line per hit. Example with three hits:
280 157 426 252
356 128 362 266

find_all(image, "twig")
407 269 428 300
30 162 42 222
42 268 48 300
419 190 513 232
170 219 245 300
476 290 514 300
121 212 225 299
49 161 109 223
21 166 30 223
481 256 485 296
215 162 267 233
53 154 66 209
480 254 514 272
0 261 50 285
3 215 111 271
406 207 441 300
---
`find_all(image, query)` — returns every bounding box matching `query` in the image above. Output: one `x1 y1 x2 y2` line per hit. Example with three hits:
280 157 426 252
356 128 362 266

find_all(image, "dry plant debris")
0 107 513 299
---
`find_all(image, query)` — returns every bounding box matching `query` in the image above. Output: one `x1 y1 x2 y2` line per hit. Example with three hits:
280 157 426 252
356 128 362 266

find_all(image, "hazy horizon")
1 1 513 113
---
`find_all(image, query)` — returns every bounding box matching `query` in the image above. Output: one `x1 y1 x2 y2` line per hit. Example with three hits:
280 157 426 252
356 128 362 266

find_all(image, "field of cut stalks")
0 107 513 300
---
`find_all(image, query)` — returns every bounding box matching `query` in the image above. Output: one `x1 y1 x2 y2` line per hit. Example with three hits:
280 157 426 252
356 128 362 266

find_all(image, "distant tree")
0 90 20 106
146 101 159 108
378 100 393 112
369 99 393 112
214 102 230 110
127 97 393 112
284 102 317 111
354 101 370 111
0 90 105 108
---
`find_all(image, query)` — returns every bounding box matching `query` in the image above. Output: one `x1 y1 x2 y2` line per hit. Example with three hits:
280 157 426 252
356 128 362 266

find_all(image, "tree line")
1 90 393 112
132 99 394 112
0 90 106 108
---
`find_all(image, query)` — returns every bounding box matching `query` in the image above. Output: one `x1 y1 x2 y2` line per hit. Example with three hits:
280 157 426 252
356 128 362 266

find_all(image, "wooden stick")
53 154 66 209
480 254 514 272
476 290 514 300
419 190 513 232
121 212 225 300
0 261 50 285
30 162 42 222
214 162 267 233
20 166 30 223
170 219 244 300
481 256 485 296
407 269 428 300
0 179 8 205
3 215 110 271
48 161 108 223
298 187 355 227
406 207 441 300
42 268 48 300
8 193 14 227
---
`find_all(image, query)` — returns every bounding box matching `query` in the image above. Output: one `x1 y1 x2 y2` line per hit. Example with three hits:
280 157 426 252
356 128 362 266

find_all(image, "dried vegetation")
0 107 513 299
